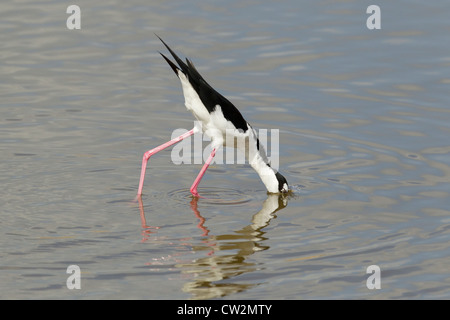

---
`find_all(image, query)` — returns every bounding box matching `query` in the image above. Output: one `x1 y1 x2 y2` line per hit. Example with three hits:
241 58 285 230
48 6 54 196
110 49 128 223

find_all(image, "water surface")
1 0 450 299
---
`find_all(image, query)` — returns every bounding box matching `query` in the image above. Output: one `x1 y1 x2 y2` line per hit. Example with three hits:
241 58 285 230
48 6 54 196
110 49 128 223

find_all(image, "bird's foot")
190 188 203 198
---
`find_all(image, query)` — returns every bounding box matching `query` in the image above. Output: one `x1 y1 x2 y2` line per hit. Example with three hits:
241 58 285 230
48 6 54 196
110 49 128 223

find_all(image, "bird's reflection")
137 193 288 299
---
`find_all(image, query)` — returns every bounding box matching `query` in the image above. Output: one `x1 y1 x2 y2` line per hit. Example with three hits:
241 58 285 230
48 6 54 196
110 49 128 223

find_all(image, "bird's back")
157 36 249 133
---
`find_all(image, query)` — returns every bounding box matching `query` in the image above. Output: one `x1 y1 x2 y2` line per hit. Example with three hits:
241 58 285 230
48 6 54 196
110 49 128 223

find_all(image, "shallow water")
1 1 450 299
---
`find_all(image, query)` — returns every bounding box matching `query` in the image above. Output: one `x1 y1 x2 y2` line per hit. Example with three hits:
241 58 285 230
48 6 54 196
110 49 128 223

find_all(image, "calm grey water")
1 0 450 299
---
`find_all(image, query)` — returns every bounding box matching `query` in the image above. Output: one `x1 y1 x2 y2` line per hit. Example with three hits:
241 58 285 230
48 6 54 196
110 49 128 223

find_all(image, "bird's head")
275 171 289 194
257 165 289 194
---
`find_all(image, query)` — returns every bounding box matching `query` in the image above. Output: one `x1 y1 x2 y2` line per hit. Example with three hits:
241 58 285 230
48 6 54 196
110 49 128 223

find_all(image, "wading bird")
137 36 288 198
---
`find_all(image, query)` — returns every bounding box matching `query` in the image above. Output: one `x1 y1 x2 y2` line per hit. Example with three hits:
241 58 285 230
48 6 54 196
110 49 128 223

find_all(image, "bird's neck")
247 135 279 193
249 154 279 193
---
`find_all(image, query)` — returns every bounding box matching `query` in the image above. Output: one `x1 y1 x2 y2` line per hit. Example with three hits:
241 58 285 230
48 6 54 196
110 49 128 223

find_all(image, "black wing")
157 35 248 132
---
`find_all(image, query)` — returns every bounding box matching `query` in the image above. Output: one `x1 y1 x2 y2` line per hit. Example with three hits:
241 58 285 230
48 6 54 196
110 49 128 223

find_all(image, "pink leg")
137 128 195 197
190 148 216 198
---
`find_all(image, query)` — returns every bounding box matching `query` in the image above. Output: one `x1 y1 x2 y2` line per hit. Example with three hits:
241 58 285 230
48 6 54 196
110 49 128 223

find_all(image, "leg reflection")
190 197 209 237
137 195 160 242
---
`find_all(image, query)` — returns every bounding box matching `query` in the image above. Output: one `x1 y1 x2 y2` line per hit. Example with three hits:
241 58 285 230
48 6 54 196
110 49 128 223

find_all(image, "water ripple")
167 187 254 206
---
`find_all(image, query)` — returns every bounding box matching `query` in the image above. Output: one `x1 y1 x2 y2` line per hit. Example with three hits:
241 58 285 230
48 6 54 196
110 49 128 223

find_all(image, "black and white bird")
137 36 288 198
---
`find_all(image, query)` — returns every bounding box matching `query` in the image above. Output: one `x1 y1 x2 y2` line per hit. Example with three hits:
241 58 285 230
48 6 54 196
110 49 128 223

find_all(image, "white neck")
250 156 280 193
246 129 280 193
